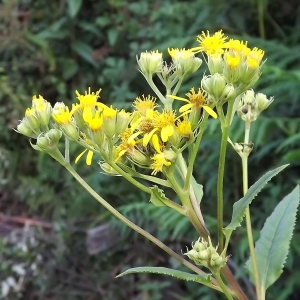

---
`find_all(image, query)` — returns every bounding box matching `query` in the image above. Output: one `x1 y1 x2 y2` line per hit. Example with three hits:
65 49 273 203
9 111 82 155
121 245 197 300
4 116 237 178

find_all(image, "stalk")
242 121 261 299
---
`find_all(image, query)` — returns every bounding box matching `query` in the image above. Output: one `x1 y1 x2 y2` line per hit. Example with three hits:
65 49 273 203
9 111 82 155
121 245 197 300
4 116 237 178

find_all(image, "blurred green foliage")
0 0 300 299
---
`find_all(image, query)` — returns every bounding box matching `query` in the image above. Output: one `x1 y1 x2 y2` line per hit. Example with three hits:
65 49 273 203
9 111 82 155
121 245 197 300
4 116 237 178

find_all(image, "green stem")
214 271 235 300
61 162 222 292
217 99 235 253
109 161 152 195
257 0 265 39
177 153 209 237
147 76 170 107
184 113 209 190
172 76 184 96
65 138 70 163
217 123 229 253
222 267 249 300
166 169 207 238
242 122 261 299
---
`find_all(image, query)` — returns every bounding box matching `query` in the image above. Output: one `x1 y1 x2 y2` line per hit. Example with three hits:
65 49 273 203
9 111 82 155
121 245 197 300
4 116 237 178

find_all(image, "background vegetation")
0 0 300 299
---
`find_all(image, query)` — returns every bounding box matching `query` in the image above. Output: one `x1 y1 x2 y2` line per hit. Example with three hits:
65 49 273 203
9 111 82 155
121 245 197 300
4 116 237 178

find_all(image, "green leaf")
61 59 78 80
149 186 169 207
67 0 83 18
191 176 203 204
107 28 119 46
71 41 97 67
224 164 288 236
116 267 212 285
246 185 300 295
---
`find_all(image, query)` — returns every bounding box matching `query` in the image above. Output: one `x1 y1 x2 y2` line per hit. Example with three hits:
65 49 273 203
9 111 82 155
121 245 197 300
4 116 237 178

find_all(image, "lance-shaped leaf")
116 267 212 285
223 164 288 238
246 185 300 298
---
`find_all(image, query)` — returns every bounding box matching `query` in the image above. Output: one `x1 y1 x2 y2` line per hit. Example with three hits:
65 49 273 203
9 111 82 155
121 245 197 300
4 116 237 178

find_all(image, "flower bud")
223 53 241 83
207 55 223 75
201 74 227 99
102 107 117 138
115 110 131 136
25 108 40 130
219 84 235 104
36 129 62 152
137 50 163 76
128 149 151 166
256 93 273 112
163 149 176 163
184 236 227 271
99 162 120 175
32 95 52 127
16 118 36 138
45 129 62 144
168 48 202 76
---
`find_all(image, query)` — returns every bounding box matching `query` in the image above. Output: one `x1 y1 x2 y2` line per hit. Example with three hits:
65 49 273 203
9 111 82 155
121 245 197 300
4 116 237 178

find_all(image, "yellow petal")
75 149 87 164
117 149 127 160
83 107 93 122
86 150 93 165
143 128 157 146
203 105 218 119
179 103 193 113
128 131 141 143
145 109 154 119
167 95 189 102
161 125 174 142
151 134 161 153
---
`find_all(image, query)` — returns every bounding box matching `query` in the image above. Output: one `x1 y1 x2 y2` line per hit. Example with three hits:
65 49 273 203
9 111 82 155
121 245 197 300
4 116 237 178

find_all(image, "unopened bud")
256 93 273 111
202 74 227 100
137 51 163 76
16 118 36 138
207 55 223 75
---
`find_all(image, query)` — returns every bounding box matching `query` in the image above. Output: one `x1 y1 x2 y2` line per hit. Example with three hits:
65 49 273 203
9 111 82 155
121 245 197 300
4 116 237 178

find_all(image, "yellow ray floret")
75 149 94 166
168 88 217 119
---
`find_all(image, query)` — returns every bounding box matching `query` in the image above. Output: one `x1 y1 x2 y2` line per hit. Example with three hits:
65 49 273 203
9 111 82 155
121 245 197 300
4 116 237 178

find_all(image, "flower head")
226 39 250 55
168 48 202 75
52 103 73 124
137 50 163 75
176 118 192 138
150 152 172 175
75 88 102 107
193 30 228 56
168 88 217 119
133 95 159 116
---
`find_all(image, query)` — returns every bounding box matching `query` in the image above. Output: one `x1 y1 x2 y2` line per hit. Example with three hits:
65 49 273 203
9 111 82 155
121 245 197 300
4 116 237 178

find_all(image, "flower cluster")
193 30 266 104
184 237 227 270
16 30 270 178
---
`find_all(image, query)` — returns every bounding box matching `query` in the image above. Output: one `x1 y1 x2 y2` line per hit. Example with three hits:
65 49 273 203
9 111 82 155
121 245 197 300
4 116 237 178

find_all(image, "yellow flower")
192 30 228 56
130 109 162 153
83 108 103 131
150 152 171 175
52 103 73 124
225 39 250 55
224 53 241 68
168 48 194 59
176 118 192 137
31 95 52 127
75 88 102 107
115 138 136 160
133 95 159 116
168 88 217 119
246 47 265 69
